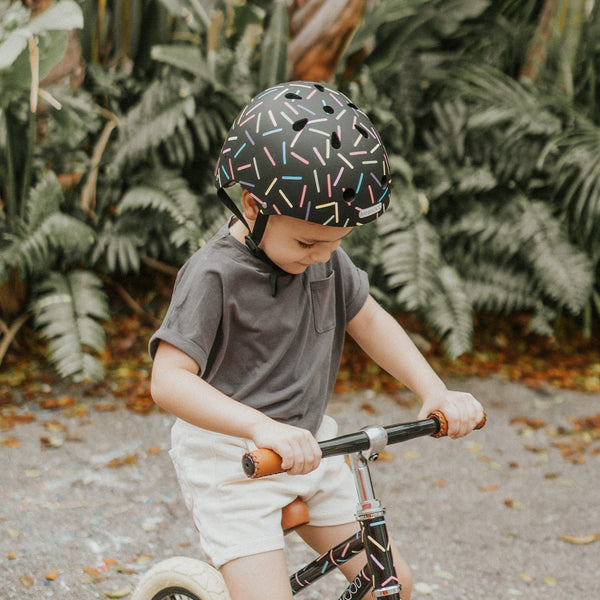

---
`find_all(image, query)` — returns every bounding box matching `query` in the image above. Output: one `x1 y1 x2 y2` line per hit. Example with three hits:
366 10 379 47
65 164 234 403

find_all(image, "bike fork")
351 450 402 599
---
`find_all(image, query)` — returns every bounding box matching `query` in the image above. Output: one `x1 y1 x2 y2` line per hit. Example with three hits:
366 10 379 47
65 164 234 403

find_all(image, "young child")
149 81 484 600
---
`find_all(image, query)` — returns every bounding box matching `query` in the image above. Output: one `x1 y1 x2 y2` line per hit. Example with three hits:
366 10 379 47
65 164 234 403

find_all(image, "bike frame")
285 418 441 599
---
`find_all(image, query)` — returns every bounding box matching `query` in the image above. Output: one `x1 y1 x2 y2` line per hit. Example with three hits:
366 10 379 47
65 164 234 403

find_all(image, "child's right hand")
248 420 322 475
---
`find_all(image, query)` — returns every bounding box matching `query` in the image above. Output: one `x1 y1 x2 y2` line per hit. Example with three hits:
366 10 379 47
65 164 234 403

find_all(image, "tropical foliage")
1 0 599 379
340 0 600 355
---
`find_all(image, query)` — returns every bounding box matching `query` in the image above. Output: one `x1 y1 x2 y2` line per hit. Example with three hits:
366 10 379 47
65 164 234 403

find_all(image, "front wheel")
132 556 231 600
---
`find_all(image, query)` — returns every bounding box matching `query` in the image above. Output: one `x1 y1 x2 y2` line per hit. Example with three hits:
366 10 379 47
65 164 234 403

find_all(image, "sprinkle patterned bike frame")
243 414 456 599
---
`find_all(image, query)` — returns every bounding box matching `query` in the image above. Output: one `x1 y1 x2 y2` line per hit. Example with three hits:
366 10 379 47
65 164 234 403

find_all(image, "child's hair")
214 81 392 249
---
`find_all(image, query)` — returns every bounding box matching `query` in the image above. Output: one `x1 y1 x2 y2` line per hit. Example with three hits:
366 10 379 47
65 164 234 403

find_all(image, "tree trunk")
520 0 587 96
288 0 366 81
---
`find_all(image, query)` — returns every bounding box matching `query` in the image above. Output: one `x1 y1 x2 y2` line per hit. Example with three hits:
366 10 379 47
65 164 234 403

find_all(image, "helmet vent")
323 105 334 114
314 84 325 92
355 123 369 138
347 102 359 110
286 92 302 100
343 188 356 202
293 118 309 131
331 131 341 149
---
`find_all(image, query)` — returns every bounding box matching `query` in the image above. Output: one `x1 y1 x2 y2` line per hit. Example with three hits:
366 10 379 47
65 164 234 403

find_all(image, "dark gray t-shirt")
149 224 369 434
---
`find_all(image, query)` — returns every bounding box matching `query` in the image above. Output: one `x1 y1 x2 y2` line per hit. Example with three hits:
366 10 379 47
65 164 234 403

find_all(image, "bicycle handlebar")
242 410 486 478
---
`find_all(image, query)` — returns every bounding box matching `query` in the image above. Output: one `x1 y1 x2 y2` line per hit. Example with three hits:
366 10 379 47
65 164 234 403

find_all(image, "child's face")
261 215 353 274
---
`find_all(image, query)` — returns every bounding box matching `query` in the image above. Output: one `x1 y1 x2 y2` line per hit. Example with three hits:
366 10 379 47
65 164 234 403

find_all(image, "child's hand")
249 420 322 475
418 390 484 439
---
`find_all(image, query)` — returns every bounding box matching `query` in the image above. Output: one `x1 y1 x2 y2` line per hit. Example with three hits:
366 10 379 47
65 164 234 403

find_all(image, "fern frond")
1 174 95 278
462 263 539 313
91 220 143 273
380 217 443 311
32 270 108 382
442 195 594 314
423 266 473 359
517 198 594 313
552 123 600 248
110 77 196 172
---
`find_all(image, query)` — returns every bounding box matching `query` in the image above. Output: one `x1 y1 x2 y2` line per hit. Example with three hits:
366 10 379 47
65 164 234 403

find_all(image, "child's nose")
310 240 340 263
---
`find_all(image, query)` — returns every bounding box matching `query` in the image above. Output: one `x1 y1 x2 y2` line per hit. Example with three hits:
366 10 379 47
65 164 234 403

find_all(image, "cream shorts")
169 415 358 568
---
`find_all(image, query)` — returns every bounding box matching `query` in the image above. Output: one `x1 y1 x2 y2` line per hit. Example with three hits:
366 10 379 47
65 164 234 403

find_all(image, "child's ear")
241 188 259 221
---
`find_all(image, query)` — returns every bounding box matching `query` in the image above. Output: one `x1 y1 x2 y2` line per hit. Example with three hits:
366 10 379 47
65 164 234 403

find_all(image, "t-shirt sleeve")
334 247 370 323
148 253 223 373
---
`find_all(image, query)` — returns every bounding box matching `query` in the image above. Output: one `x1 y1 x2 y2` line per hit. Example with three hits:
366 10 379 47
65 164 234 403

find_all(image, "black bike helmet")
215 80 391 239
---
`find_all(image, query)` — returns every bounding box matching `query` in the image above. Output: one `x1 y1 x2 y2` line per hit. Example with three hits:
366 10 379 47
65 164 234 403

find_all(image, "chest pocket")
310 272 336 333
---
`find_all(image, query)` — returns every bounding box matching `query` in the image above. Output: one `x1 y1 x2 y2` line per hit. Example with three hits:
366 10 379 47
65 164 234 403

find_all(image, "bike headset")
214 80 392 295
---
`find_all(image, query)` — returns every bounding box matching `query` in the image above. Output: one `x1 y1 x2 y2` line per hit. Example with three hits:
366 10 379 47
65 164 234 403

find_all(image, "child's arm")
346 295 484 439
151 340 321 474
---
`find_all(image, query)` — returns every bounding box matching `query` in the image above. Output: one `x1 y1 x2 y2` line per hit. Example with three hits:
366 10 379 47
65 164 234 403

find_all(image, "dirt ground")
1 376 599 599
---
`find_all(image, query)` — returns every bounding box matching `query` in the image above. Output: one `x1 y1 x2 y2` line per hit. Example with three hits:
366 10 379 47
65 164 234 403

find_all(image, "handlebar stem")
361 425 389 461
351 453 378 506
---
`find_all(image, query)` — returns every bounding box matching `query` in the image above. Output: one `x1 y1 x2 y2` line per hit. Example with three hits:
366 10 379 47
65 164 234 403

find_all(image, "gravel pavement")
2 376 599 599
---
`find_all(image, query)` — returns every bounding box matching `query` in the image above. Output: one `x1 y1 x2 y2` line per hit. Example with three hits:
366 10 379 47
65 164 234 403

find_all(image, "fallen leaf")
413 582 433 595
40 436 64 449
95 403 118 412
1 437 20 447
147 446 162 455
481 485 500 492
7 552 17 560
510 416 546 429
519 572 534 584
507 589 523 596
560 533 600 545
433 569 454 580
20 576 34 587
463 441 483 453
504 499 526 510
543 576 557 587
43 420 67 431
106 455 138 468
45 569 60 581
376 450 395 462
40 395 75 410
104 586 131 598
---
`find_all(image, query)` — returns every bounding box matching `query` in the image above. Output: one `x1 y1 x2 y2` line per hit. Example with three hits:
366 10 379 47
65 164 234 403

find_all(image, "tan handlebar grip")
475 410 487 430
243 448 284 478
428 410 448 437
428 409 487 438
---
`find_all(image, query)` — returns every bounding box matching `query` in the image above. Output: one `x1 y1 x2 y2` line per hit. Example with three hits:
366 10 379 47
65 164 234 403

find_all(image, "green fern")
441 195 594 315
461 263 539 313
551 123 600 252
424 266 473 358
110 76 197 173
0 173 95 281
32 270 109 382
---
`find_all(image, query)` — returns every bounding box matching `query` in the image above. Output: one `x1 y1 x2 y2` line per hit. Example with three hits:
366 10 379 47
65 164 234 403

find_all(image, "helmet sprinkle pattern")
215 81 391 228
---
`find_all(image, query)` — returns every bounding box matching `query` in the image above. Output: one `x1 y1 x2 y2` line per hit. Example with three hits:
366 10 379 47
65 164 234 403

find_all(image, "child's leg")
297 522 413 599
220 549 293 600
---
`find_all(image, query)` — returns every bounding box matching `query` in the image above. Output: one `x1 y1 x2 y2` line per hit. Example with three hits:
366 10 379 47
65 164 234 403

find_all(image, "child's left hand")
418 390 484 439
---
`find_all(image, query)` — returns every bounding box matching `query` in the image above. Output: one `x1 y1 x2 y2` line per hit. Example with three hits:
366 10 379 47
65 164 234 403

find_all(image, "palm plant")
1 0 292 381
0 0 112 379
94 0 290 272
338 0 600 355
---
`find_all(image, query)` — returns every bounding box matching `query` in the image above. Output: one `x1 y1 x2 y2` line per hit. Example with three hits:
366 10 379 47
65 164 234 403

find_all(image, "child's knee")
393 547 412 599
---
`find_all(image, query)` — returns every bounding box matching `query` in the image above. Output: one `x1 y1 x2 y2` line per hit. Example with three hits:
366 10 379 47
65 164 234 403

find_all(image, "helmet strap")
216 187 252 229
218 188 285 295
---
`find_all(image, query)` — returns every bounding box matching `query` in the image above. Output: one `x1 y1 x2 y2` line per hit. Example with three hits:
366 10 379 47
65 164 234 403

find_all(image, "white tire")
132 556 231 600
